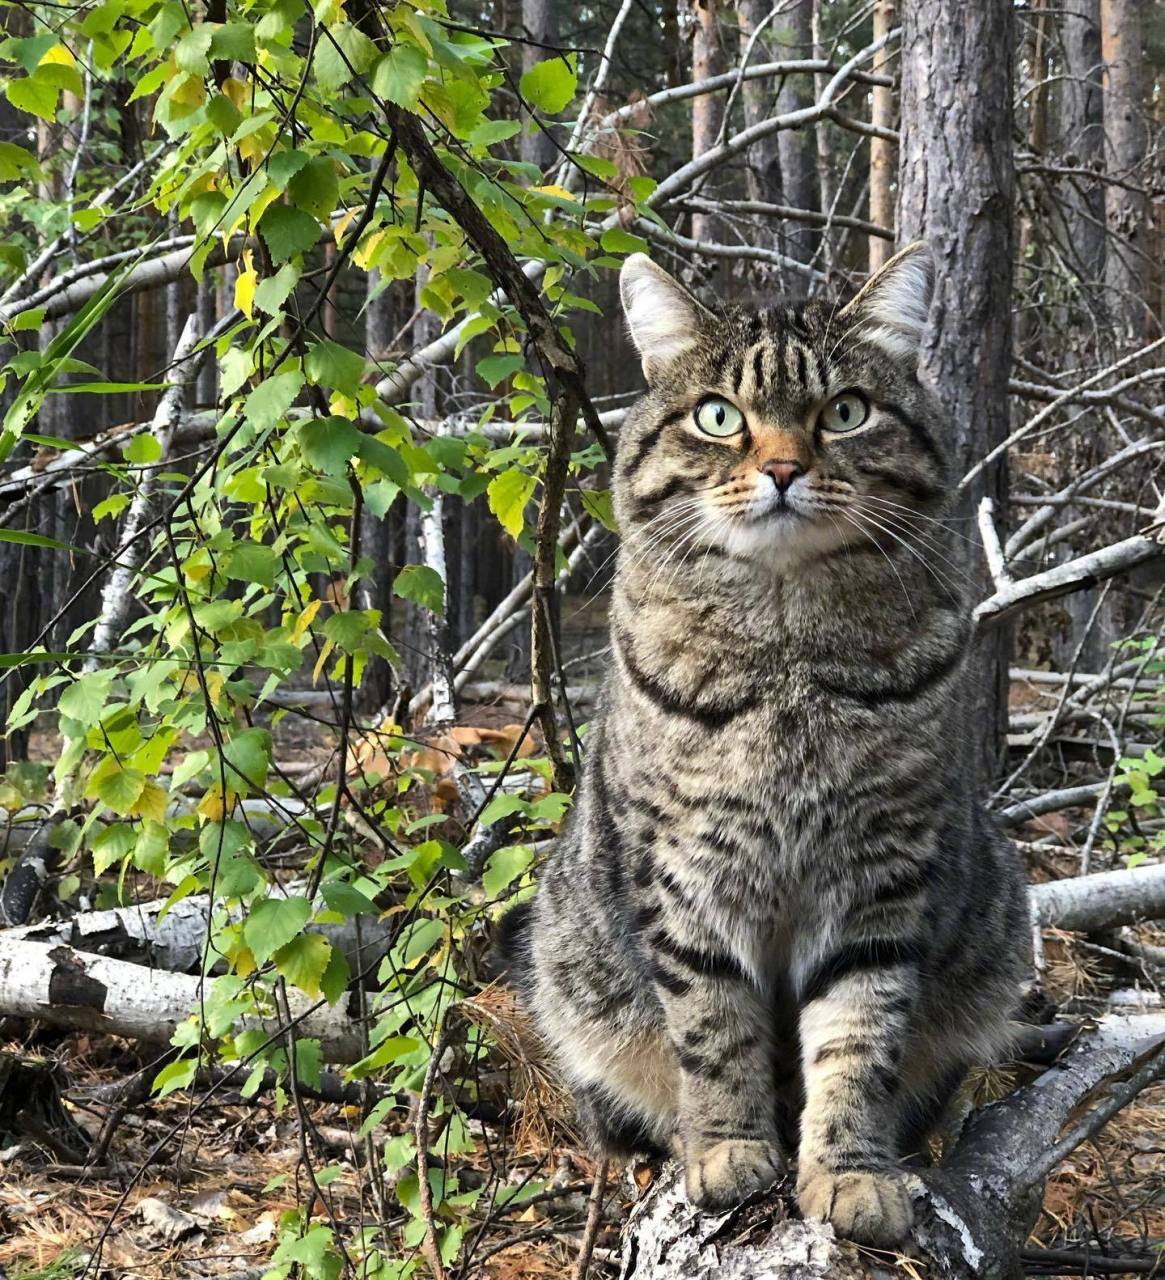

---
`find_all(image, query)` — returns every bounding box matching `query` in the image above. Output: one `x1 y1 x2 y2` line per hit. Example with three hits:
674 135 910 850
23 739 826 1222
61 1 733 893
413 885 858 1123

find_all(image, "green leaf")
58 671 113 722
394 564 444 613
258 204 321 263
293 1037 323 1089
519 55 577 114
209 21 256 62
299 416 361 474
124 432 162 464
476 353 523 389
321 882 378 916
152 1058 197 1099
222 726 271 790
253 263 299 317
600 227 649 255
224 541 278 588
483 844 534 898
94 763 147 815
305 340 365 395
274 932 332 997
205 92 242 136
244 895 312 966
579 487 618 532
288 157 339 221
5 76 58 122
488 469 536 538
371 44 428 108
314 22 378 90
242 370 303 430
175 24 214 74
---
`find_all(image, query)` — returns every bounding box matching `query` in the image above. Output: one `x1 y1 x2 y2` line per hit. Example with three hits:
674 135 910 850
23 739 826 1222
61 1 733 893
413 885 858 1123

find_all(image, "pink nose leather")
760 459 805 491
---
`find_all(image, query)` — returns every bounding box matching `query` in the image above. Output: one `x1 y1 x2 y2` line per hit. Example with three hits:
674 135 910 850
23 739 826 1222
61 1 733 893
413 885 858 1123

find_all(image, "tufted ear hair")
619 254 714 383
839 241 935 364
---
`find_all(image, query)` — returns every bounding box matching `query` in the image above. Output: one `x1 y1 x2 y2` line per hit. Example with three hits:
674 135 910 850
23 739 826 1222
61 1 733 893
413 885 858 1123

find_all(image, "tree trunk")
897 0 1015 781
1099 0 1149 344
690 0 725 244
736 0 782 226
868 0 896 271
520 0 560 173
774 0 818 265
1059 0 1105 289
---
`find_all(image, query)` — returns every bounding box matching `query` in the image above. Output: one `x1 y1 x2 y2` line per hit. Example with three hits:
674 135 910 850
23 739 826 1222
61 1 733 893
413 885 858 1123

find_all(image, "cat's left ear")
839 241 934 364
620 254 714 383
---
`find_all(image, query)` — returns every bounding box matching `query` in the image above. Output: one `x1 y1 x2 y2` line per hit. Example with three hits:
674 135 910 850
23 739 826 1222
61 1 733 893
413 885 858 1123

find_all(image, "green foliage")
0 1 656 1268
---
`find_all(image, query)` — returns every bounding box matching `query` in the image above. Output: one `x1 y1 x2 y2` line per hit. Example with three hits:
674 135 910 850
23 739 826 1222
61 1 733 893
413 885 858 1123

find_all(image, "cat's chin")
709 512 852 571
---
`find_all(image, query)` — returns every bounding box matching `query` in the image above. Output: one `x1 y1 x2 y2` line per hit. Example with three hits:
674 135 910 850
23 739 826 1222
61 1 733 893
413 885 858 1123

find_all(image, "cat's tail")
487 899 535 992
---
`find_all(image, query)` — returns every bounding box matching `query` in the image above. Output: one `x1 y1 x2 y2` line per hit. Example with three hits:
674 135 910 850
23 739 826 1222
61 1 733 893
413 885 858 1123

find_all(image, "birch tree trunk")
897 0 1015 779
1099 0 1149 344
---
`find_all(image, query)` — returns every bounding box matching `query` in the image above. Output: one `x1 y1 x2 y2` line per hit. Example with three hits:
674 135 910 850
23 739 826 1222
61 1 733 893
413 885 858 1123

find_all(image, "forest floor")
1 634 1163 1278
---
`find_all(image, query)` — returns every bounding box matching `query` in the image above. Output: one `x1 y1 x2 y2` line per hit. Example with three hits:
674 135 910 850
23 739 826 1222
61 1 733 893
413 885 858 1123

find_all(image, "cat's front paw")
685 1139 786 1213
797 1167 913 1248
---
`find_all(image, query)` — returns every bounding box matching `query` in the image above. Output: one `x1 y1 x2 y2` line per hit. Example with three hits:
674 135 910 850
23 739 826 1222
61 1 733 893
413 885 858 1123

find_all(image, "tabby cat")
499 244 1030 1248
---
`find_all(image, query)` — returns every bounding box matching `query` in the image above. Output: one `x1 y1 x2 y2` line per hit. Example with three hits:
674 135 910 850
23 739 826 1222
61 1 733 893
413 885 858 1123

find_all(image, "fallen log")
0 940 363 1062
620 1015 1165 1280
1030 863 1165 933
4 892 392 980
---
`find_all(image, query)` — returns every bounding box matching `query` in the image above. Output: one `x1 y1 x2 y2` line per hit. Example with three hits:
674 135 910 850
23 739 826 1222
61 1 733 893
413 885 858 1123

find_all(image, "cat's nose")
760 459 805 492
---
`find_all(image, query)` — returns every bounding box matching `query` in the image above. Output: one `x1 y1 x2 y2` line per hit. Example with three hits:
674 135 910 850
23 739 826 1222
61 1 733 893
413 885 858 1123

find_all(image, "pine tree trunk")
520 0 560 172
1059 0 1105 289
690 0 725 244
897 0 1015 781
737 0 782 226
774 0 818 265
868 0 896 271
1099 0 1148 344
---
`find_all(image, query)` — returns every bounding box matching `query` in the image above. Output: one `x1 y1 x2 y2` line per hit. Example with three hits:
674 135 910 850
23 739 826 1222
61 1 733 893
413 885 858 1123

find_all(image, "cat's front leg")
648 920 785 1212
795 943 919 1247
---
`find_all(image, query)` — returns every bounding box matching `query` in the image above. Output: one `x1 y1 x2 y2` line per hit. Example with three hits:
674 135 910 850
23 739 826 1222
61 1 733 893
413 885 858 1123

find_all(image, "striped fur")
500 246 1030 1248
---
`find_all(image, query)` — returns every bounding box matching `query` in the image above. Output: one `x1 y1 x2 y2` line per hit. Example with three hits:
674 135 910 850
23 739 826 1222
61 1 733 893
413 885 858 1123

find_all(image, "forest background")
0 0 1162 1277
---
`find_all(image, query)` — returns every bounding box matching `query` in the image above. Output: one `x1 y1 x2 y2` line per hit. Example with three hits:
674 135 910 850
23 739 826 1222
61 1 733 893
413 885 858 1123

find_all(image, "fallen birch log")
0 939 364 1062
3 892 392 979
1029 862 1165 934
621 1015 1165 1280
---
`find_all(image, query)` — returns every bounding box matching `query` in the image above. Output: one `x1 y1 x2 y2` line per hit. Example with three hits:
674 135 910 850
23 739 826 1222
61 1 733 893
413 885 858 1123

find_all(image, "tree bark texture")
736 0 782 227
1099 0 1149 343
1059 0 1106 288
867 0 896 271
520 0 560 172
897 0 1015 780
773 0 818 264
690 0 726 245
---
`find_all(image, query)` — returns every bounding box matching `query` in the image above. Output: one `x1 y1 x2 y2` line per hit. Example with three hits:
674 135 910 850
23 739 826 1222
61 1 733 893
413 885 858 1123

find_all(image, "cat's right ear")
619 254 712 383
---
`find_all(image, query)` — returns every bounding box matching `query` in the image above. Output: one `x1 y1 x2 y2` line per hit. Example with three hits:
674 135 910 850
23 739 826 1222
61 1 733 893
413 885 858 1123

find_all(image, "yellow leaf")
333 205 359 246
131 779 169 823
39 44 77 68
222 76 248 110
312 637 335 685
532 184 575 201
292 598 322 642
197 786 227 822
171 73 206 108
234 265 257 319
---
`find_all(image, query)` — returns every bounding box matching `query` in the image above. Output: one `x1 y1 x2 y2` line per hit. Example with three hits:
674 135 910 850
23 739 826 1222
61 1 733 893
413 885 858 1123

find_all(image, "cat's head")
614 244 948 570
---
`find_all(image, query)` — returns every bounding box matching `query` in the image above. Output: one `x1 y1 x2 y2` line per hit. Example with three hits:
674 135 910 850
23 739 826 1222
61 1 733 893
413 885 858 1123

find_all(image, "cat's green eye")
694 397 745 438
819 391 870 433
